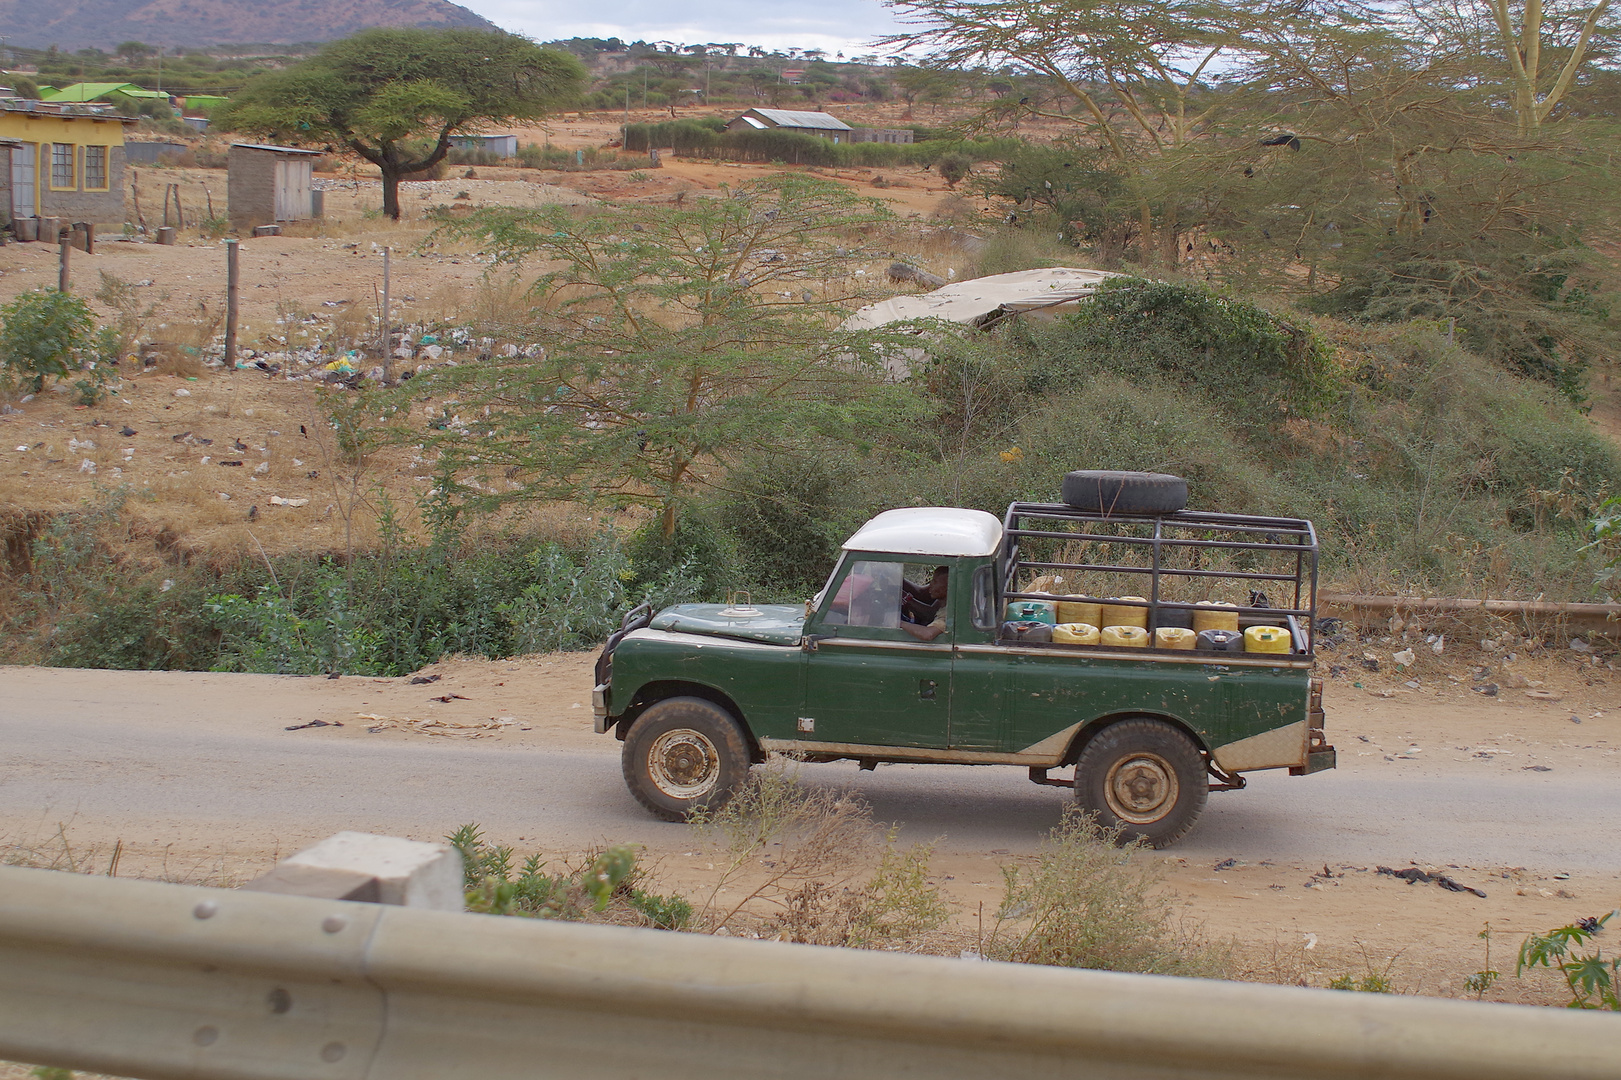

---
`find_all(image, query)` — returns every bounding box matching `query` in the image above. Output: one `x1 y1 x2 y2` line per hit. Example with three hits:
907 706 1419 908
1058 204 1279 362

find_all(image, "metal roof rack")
1000 501 1320 655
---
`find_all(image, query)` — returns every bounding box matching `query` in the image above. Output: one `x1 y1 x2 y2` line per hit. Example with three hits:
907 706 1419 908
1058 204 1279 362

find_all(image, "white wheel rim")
647 728 721 800
1104 751 1179 825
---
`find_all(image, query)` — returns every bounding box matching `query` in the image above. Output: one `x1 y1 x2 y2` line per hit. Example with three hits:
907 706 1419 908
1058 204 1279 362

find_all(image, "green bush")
1029 277 1340 430
450 823 692 928
623 117 726 153
937 151 972 188
0 289 116 397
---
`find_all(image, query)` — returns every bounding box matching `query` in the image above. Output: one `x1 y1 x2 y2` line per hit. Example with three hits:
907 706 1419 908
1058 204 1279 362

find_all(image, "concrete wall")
124 141 188 164
39 145 125 225
228 145 278 230
849 128 914 145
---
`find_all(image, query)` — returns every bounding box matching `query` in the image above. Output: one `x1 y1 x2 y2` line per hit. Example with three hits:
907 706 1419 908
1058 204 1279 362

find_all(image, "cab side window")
824 560 902 628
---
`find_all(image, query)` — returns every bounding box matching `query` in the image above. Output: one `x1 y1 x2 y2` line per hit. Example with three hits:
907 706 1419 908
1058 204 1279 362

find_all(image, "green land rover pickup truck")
593 471 1335 847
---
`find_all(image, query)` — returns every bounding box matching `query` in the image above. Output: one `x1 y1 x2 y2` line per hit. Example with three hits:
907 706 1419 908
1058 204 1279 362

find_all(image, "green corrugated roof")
46 83 170 102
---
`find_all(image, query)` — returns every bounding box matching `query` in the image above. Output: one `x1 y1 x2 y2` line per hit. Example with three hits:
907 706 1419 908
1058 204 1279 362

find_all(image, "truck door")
948 560 1007 750
800 556 951 749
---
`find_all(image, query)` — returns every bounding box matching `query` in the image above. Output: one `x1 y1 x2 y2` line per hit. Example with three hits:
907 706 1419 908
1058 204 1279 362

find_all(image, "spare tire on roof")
1061 471 1188 515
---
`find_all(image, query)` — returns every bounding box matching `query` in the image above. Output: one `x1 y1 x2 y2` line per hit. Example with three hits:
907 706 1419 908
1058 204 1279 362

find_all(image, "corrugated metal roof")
46 83 167 102
748 108 852 131
231 143 323 155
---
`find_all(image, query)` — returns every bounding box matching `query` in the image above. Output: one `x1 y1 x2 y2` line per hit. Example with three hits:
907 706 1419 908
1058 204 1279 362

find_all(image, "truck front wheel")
623 697 751 822
1074 719 1208 848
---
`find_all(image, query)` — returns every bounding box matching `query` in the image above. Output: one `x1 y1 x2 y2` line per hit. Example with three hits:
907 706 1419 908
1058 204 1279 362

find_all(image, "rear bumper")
1292 747 1337 775
592 683 610 734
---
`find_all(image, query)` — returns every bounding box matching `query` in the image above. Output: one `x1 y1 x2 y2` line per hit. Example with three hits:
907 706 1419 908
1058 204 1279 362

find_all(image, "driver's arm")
899 613 947 642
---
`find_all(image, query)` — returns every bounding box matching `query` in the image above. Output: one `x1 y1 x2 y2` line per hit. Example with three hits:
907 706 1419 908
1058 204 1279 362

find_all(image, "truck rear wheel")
1073 718 1207 848
623 697 751 822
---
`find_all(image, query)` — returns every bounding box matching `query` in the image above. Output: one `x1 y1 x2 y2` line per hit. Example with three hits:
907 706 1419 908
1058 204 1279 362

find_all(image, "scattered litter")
1303 933 1317 950
358 713 508 738
1524 689 1564 701
1429 635 1445 655
1570 715 1583 724
174 388 190 397
408 674 441 685
285 719 342 731
1404 679 1421 689
13 446 26 452
1473 748 1511 757
1522 765 1553 772
431 693 469 703
254 461 269 474
119 426 137 437
1554 872 1571 881
78 459 96 474
1377 866 1486 897
1214 858 1239 871
1569 638 1593 654
1472 684 1499 696
1392 648 1416 667
268 496 309 507
220 460 243 467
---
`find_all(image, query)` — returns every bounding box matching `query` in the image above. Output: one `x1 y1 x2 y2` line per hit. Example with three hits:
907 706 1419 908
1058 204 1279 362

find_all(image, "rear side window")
971 565 997 630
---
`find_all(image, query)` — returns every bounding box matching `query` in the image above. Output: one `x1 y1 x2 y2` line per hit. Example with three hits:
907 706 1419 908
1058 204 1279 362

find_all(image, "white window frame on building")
83 145 108 191
50 143 76 190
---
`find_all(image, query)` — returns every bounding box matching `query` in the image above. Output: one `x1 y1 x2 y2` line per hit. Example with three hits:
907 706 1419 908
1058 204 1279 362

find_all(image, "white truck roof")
842 507 1003 558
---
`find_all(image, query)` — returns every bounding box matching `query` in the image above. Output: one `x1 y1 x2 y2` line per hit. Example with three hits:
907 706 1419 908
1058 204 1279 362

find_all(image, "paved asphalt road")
2 672 1616 872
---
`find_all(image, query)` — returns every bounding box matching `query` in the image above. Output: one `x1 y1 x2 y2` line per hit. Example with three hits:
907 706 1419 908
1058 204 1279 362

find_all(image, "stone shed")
228 143 320 231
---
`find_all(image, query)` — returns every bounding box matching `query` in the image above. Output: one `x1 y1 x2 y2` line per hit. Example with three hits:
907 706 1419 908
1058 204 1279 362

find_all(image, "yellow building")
1 100 137 228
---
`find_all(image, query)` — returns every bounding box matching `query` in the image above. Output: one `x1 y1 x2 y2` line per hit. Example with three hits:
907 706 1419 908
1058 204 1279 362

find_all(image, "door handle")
919 679 937 701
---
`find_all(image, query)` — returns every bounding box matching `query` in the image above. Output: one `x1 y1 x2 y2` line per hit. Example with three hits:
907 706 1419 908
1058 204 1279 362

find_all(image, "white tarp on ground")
841 266 1124 332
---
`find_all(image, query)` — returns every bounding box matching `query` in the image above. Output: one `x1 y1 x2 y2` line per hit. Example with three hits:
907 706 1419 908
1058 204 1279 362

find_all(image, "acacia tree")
880 0 1248 264
417 174 923 538
219 29 585 219
1401 0 1621 132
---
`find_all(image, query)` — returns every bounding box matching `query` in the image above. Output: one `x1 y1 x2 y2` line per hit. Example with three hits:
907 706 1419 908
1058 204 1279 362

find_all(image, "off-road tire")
623 697 752 822
1061 471 1188 515
1074 718 1208 848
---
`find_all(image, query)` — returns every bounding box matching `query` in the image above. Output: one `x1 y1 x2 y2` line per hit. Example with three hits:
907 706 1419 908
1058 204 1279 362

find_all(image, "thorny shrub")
688 764 950 948
982 811 1230 977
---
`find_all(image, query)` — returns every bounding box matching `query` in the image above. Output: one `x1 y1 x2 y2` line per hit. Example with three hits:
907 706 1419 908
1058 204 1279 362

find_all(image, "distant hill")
0 0 500 51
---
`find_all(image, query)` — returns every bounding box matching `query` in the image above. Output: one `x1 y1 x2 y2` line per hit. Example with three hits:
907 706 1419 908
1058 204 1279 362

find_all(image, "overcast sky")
461 0 910 57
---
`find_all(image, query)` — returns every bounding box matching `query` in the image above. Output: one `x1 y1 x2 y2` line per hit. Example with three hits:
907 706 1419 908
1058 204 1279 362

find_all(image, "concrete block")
242 831 463 910
252 224 281 237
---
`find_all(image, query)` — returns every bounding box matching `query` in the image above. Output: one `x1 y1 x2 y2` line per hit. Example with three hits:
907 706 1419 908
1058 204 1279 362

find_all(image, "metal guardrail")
2 865 1619 1080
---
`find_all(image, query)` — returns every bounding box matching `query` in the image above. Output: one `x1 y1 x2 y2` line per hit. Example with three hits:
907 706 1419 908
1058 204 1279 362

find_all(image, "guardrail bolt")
192 901 218 920
321 915 347 934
